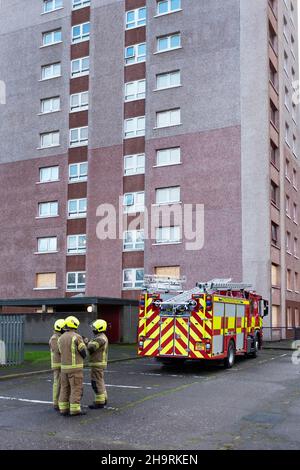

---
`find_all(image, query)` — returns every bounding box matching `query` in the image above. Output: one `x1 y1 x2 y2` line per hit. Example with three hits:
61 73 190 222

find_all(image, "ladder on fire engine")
142 275 186 293
197 278 252 292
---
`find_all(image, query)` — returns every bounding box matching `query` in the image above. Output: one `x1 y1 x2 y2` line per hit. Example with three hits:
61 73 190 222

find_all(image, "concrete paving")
0 348 299 450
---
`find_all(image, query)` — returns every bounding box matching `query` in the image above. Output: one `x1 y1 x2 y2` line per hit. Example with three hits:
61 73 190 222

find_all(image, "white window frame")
125 43 146 65
70 91 89 112
42 29 62 47
123 230 144 251
38 201 58 218
124 116 145 138
41 62 61 80
123 192 145 213
39 166 59 183
37 237 58 254
125 7 147 29
66 272 86 291
70 126 88 147
40 96 60 114
40 131 60 148
124 153 145 176
69 162 88 182
156 70 181 90
293 203 298 224
43 0 63 14
124 79 146 102
71 56 89 78
68 198 87 218
72 22 90 44
67 234 87 254
156 33 181 53
155 186 181 205
156 108 181 128
72 0 90 10
122 268 144 289
156 147 181 167
156 0 182 16
155 226 181 245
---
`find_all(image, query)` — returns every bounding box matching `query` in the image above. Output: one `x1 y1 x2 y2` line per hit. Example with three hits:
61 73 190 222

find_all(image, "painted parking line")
0 395 52 405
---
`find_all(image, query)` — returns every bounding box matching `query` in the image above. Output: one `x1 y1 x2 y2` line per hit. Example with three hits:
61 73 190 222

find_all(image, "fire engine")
138 276 269 368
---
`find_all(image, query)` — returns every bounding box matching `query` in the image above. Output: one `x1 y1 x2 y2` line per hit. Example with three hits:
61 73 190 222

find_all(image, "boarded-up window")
155 266 180 278
36 273 56 289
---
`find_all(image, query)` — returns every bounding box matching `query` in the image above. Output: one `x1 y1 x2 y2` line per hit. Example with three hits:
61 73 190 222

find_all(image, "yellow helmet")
92 319 107 333
65 315 80 330
54 319 65 332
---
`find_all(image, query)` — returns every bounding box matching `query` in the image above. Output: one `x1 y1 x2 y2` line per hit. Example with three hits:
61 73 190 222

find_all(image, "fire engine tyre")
224 341 235 369
252 333 260 358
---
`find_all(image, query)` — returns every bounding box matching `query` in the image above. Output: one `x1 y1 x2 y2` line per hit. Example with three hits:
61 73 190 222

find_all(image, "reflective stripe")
78 342 86 351
59 402 70 410
70 403 81 414
89 341 100 350
95 393 106 404
61 364 83 370
71 336 76 367
88 362 107 368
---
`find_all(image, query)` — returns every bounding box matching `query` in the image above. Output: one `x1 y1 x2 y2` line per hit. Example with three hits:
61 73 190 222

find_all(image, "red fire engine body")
138 277 269 368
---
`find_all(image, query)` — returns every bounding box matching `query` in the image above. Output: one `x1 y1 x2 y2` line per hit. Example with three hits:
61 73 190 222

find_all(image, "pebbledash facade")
0 0 300 338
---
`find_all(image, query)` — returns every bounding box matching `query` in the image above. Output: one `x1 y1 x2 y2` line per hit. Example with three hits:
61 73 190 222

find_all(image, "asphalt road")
0 349 299 450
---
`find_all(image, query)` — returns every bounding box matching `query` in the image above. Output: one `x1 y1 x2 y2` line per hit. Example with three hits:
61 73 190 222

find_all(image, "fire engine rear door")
174 317 190 356
158 315 190 357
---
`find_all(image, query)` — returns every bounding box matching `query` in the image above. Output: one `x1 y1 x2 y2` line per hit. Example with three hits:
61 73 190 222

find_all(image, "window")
72 0 90 9
295 272 299 292
156 70 181 90
155 226 181 244
37 237 57 253
155 266 180 278
125 7 146 29
125 80 146 101
271 222 279 245
293 135 297 156
269 61 278 89
287 269 292 291
286 195 291 216
284 87 290 110
123 269 144 289
283 16 288 39
38 201 58 218
291 34 295 56
294 237 299 257
292 102 296 122
41 96 60 114
43 0 63 13
124 154 145 176
284 51 289 74
157 147 181 167
285 123 290 146
70 91 88 112
271 180 279 206
69 162 88 182
295 309 300 327
270 100 278 127
67 272 86 291
123 230 144 251
67 235 86 254
272 305 280 327
287 307 293 328
40 131 60 148
157 33 181 53
39 166 59 183
156 109 181 128
125 43 146 65
271 264 280 286
123 192 145 213
68 198 87 218
36 273 57 289
42 29 62 46
270 140 278 166
124 116 145 138
72 22 90 43
156 186 180 205
41 62 61 80
157 0 181 15
287 231 292 252
293 203 298 223
286 159 291 180
71 56 89 77
70 126 88 147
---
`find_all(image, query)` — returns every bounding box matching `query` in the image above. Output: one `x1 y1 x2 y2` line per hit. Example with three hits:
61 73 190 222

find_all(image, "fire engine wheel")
252 333 260 358
224 341 235 369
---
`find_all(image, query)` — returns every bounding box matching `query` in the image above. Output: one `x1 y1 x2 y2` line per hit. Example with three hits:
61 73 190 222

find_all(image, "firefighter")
49 319 65 411
87 319 108 409
58 315 87 417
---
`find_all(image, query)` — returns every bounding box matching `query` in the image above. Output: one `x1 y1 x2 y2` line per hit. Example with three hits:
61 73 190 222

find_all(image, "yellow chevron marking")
145 339 160 357
175 340 188 356
145 315 160 339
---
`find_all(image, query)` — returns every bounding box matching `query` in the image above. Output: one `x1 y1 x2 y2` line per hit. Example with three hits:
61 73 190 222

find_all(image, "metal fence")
0 315 25 366
263 327 300 342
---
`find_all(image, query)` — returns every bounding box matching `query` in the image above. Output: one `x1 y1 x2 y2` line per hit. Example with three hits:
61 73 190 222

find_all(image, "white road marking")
0 395 52 405
280 354 288 357
45 379 152 390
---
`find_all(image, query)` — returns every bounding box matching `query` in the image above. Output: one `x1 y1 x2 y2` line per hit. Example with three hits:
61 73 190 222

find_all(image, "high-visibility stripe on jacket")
87 333 108 369
58 330 87 373
49 332 61 370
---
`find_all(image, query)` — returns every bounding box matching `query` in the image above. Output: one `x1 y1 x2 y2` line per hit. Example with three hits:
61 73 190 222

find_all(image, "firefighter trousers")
91 368 107 405
58 370 84 415
52 369 61 409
